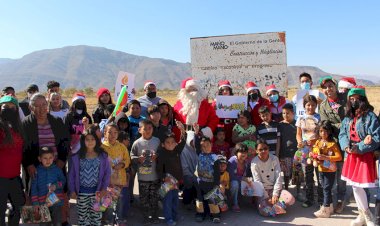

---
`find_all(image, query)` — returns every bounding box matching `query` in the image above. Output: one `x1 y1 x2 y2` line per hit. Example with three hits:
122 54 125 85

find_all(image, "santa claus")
173 78 219 139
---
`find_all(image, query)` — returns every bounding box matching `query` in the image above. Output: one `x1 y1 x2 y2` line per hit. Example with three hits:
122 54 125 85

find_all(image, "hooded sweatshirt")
180 131 200 178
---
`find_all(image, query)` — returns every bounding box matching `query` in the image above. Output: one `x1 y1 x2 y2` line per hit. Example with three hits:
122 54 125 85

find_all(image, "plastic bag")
159 174 178 198
21 205 51 223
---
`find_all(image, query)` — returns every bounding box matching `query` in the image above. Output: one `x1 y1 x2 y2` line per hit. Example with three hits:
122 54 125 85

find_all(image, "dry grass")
18 87 380 114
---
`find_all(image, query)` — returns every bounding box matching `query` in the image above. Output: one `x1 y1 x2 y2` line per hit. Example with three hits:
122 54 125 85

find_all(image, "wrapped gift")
241 180 264 197
93 186 121 212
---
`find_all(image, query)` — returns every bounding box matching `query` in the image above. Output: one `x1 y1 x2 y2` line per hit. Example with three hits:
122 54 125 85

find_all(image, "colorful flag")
113 85 128 116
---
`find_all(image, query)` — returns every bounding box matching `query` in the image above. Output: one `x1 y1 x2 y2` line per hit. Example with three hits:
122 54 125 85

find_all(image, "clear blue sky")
1 0 379 75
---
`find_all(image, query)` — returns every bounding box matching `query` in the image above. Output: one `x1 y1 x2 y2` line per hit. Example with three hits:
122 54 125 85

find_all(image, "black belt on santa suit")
183 124 206 132
219 118 237 124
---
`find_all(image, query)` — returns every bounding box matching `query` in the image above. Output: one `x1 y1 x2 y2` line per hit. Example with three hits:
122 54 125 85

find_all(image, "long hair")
48 92 63 111
0 106 23 144
345 95 374 118
69 99 88 114
319 120 334 141
78 127 106 159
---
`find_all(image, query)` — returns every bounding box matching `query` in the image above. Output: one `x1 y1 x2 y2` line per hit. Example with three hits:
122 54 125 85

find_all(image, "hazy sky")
1 1 379 75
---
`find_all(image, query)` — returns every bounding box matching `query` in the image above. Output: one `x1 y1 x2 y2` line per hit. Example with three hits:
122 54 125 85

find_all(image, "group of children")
4 78 355 226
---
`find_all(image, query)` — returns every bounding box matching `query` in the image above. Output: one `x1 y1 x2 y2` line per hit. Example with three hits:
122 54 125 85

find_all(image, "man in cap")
137 80 161 118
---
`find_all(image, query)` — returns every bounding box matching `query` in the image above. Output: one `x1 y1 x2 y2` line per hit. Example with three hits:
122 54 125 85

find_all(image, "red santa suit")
173 78 219 139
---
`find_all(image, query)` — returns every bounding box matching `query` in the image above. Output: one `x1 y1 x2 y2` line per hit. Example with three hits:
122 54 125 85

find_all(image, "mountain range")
0 45 376 91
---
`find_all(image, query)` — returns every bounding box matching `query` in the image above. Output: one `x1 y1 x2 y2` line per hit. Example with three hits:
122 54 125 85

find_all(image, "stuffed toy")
258 190 295 217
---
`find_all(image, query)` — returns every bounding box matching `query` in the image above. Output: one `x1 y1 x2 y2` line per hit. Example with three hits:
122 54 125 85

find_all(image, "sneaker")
302 200 313 208
212 217 221 223
195 213 204 222
314 206 331 218
232 205 241 212
334 201 344 214
167 219 177 226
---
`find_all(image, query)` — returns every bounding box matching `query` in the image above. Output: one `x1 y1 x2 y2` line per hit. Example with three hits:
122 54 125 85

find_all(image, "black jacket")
22 113 70 167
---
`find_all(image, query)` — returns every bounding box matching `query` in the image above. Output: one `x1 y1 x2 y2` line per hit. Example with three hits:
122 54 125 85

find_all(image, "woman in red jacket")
245 82 270 127
0 95 25 226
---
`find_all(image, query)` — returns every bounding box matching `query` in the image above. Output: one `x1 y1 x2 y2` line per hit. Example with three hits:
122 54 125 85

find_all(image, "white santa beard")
178 89 204 125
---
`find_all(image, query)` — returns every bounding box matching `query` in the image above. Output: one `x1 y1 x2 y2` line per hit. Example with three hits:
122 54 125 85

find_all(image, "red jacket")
248 97 271 127
268 96 289 122
173 99 219 139
0 129 24 178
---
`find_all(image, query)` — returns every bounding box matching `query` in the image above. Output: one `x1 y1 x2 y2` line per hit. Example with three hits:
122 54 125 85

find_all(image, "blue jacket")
31 164 66 206
339 111 380 155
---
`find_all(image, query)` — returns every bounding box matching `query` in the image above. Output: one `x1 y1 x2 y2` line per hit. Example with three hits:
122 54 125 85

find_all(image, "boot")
314 205 330 218
350 209 365 226
363 208 375 226
375 201 380 226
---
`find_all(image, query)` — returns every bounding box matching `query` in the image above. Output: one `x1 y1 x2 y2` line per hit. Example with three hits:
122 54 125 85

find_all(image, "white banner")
296 90 319 117
191 32 287 98
215 96 247 119
114 71 135 102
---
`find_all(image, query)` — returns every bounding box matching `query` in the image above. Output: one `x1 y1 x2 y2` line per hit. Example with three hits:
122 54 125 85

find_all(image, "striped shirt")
38 124 57 159
256 121 280 155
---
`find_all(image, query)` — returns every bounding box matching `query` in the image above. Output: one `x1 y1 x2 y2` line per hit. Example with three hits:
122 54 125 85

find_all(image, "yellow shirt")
312 139 342 172
102 140 130 186
220 171 230 190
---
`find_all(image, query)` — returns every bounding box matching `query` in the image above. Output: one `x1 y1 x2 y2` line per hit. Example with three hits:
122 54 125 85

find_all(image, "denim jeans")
116 187 130 221
320 172 335 206
230 180 240 206
163 189 179 222
335 161 347 202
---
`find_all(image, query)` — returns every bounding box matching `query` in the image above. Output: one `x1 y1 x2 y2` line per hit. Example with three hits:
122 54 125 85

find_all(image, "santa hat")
338 77 356 89
218 80 232 89
72 92 86 103
96 87 110 99
144 80 156 90
245 81 259 93
181 77 198 89
348 85 366 97
265 84 279 96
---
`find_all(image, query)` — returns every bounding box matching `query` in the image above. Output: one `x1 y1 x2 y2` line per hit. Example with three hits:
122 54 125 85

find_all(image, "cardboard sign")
215 96 247 118
295 90 319 117
114 71 135 102
191 32 287 98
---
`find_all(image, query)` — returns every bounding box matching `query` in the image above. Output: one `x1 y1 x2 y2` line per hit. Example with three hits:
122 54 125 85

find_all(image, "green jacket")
319 92 347 140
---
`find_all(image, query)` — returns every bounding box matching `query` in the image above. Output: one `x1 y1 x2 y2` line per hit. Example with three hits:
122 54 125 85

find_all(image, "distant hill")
0 45 376 91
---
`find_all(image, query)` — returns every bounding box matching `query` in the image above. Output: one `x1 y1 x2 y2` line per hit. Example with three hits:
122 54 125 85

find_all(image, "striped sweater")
31 164 66 206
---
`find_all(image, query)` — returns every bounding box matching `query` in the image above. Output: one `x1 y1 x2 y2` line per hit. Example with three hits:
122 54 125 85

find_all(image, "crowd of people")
0 73 379 226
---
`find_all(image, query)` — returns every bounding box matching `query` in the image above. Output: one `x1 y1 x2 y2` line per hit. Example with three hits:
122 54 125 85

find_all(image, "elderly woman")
339 86 380 226
22 93 70 224
0 96 25 226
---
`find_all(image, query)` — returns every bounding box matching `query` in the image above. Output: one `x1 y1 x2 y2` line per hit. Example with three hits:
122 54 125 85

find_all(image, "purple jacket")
68 152 111 194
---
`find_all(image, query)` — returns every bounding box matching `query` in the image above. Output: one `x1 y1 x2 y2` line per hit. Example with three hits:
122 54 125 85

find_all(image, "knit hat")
265 84 279 96
181 78 197 89
0 95 18 106
319 76 337 88
348 86 366 97
144 80 156 90
338 77 356 89
96 87 110 98
245 81 259 93
72 92 86 103
218 80 232 89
